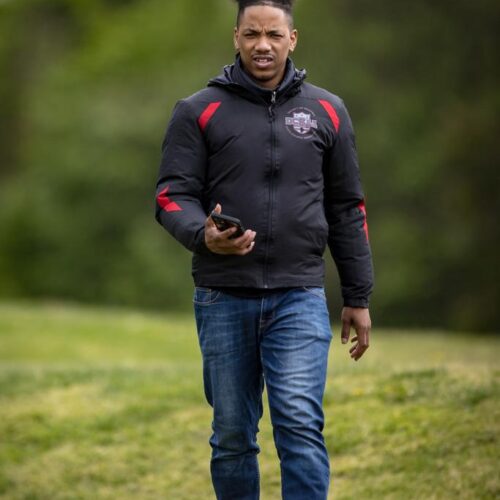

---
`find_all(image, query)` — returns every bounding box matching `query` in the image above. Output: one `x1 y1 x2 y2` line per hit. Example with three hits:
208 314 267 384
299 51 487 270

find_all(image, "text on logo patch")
284 107 318 139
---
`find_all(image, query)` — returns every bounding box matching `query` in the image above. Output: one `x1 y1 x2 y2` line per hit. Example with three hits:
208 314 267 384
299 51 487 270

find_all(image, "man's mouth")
252 55 274 69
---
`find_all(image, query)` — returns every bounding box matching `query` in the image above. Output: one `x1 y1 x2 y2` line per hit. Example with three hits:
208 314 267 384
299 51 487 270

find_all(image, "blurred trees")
0 0 498 331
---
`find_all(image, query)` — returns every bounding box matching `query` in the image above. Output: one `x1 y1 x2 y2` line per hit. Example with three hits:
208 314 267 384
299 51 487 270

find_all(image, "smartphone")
210 211 245 239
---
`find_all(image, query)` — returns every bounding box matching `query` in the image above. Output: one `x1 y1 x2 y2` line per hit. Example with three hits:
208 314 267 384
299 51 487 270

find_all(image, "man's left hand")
340 307 371 361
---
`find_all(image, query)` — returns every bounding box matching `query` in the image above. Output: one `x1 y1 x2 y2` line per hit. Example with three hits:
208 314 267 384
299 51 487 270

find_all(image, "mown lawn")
0 301 498 499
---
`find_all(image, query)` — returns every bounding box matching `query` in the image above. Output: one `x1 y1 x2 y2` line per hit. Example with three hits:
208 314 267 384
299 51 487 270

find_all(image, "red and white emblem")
285 107 318 139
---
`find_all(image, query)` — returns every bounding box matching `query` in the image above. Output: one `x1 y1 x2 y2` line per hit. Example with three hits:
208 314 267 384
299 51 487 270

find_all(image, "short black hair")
234 0 296 28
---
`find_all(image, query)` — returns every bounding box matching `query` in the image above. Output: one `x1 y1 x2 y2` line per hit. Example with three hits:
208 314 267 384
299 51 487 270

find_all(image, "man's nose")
255 36 272 52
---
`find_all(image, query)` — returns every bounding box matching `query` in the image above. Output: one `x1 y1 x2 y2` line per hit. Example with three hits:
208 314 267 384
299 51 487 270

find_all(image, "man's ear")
289 29 298 52
234 27 239 51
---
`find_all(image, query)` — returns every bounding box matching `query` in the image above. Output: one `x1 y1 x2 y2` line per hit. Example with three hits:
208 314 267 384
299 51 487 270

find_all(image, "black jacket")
155 57 374 307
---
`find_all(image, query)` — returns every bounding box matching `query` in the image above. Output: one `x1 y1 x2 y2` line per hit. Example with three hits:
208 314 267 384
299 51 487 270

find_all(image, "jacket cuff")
193 227 212 255
343 297 369 308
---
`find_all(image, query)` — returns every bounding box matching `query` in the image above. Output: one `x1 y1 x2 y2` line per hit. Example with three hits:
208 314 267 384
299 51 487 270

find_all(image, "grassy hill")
0 302 498 499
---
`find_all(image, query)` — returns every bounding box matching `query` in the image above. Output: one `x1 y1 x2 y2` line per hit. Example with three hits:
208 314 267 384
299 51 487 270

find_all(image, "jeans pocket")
302 286 326 300
193 287 221 305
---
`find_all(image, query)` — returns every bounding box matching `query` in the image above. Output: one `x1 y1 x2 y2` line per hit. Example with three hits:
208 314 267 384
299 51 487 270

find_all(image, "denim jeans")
193 286 332 500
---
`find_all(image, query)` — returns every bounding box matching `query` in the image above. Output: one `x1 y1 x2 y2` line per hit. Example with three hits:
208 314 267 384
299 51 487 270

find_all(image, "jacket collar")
208 54 306 104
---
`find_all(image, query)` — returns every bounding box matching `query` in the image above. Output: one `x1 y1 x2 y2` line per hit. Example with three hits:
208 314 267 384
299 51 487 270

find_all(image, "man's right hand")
205 204 256 256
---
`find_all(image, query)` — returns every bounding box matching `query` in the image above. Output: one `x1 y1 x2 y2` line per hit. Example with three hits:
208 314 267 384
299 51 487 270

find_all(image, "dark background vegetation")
0 0 498 331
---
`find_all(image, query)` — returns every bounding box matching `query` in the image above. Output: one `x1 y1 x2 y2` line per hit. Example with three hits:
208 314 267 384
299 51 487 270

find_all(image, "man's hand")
341 307 371 361
205 204 256 256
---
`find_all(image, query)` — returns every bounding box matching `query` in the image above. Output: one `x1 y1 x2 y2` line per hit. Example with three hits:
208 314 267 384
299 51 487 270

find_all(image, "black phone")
210 211 245 239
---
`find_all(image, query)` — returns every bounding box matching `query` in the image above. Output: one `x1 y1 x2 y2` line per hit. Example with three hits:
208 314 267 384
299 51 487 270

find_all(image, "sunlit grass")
0 301 498 499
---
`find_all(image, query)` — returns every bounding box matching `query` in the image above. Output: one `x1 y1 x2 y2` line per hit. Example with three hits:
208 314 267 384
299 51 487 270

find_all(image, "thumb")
341 317 351 344
207 203 222 228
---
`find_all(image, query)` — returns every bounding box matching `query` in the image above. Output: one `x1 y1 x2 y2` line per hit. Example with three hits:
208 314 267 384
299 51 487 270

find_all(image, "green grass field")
0 301 498 499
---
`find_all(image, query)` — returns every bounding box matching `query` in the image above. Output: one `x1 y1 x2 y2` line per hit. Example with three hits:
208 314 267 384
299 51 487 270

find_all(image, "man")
155 0 373 498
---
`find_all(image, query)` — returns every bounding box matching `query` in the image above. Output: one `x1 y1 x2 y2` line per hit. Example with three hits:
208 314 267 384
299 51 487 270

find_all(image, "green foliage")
0 0 498 328
0 302 498 498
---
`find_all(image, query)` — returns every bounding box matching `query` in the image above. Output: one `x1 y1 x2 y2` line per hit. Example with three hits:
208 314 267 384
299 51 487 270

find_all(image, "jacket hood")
208 54 307 103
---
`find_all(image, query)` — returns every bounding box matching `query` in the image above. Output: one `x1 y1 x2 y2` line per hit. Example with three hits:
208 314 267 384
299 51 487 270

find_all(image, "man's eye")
271 34 283 39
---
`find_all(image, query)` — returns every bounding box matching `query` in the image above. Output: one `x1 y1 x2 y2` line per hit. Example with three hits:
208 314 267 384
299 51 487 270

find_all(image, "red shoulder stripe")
157 186 182 213
318 99 340 133
198 102 221 131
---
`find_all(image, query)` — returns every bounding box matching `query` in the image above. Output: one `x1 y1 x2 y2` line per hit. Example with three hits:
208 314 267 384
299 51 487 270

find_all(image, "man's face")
234 5 298 90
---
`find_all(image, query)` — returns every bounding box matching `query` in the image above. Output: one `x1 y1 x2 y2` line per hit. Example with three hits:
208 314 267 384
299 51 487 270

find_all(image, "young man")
155 1 374 498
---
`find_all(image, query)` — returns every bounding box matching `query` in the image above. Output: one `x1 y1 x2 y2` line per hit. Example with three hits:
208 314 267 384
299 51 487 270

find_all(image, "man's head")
233 0 298 90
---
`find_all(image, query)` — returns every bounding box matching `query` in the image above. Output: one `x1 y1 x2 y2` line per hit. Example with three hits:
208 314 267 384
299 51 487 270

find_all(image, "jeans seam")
258 297 265 341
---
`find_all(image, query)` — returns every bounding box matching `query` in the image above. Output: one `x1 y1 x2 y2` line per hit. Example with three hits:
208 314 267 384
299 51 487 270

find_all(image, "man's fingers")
235 238 256 254
206 226 256 255
350 332 370 360
354 334 369 349
233 241 255 256
356 327 370 346
218 226 237 239
233 230 256 248
351 344 369 361
236 241 255 256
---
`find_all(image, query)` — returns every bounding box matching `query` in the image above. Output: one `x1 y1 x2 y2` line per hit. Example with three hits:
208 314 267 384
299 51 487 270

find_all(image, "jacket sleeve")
154 99 210 255
323 99 374 308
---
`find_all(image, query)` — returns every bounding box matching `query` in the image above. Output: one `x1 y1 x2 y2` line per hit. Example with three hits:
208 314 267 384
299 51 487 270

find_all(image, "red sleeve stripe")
318 99 340 133
198 102 221 131
358 199 369 242
157 186 182 213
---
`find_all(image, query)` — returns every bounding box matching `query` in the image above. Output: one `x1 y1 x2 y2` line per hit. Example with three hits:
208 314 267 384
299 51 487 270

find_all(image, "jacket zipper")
263 90 277 288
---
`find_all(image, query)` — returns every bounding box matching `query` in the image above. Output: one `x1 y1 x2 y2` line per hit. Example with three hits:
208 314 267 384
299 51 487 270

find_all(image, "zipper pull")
268 91 277 119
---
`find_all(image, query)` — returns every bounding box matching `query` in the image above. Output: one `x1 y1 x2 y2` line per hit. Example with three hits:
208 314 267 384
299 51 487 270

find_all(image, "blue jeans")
193 286 332 500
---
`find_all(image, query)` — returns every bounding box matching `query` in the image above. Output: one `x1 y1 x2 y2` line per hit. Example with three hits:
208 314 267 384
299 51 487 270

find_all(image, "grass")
0 301 498 499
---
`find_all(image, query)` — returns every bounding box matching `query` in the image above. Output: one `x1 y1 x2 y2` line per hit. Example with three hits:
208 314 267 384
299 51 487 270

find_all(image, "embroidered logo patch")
285 107 318 139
